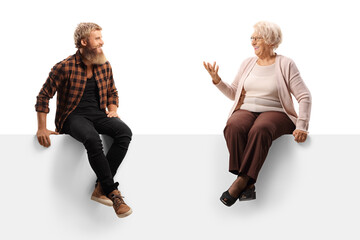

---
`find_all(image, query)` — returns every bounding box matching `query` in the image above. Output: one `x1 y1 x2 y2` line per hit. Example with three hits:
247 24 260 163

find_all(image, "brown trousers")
223 110 295 184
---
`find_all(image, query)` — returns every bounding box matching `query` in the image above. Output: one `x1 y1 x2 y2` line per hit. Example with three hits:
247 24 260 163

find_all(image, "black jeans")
62 109 132 195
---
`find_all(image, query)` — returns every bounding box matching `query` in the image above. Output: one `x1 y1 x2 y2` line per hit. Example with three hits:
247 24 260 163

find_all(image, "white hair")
253 21 282 49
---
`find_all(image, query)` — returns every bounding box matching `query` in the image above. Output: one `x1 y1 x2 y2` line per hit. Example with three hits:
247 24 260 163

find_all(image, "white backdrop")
0 0 359 134
1 1 360 239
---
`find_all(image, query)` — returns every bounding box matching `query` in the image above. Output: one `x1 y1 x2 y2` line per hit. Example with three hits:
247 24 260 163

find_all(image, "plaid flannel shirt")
35 50 119 133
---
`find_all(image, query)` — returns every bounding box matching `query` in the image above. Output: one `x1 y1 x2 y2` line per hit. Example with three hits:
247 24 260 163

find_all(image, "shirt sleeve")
106 62 119 107
35 63 63 113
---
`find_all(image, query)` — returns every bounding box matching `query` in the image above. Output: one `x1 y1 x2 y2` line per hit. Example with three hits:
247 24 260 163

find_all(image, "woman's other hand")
203 61 221 84
293 129 308 143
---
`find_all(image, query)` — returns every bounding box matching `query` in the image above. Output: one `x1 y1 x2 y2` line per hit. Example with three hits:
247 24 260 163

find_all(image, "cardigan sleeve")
288 60 312 131
215 58 251 100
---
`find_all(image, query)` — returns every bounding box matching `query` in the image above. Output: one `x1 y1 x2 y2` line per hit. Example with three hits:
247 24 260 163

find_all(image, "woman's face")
251 32 273 58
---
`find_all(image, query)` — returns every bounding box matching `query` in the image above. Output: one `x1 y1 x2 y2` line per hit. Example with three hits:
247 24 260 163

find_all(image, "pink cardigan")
216 55 312 132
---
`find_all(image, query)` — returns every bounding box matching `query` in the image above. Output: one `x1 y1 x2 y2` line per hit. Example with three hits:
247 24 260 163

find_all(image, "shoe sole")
117 208 133 218
239 191 256 201
91 196 113 207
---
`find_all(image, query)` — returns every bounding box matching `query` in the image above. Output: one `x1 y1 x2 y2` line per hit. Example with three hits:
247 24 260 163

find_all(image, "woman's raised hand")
203 61 221 84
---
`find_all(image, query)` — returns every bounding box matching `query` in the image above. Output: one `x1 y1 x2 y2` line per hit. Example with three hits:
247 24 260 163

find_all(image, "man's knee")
83 133 102 150
114 120 132 140
123 124 132 139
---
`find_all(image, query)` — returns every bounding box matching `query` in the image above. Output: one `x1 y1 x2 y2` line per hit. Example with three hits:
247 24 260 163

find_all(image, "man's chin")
90 54 107 65
82 49 107 65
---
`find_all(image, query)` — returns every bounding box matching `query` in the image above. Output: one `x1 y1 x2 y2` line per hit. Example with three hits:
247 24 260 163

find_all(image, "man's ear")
80 39 87 47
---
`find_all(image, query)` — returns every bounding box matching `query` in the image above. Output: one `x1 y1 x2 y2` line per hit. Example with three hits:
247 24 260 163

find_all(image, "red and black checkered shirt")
35 50 119 133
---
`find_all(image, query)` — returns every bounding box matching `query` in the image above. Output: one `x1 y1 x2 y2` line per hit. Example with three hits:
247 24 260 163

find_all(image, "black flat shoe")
220 190 238 206
239 186 256 201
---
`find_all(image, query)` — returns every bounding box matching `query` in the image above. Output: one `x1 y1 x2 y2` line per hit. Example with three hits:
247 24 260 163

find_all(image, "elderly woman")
203 21 311 206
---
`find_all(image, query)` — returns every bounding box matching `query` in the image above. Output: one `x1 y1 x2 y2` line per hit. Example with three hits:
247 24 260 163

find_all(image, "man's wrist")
107 104 118 111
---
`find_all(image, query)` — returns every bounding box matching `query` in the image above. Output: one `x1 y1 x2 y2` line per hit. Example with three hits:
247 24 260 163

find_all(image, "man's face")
86 30 104 54
81 30 106 65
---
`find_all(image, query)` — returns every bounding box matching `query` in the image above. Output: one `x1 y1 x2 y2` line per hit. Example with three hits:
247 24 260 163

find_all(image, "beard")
81 45 107 65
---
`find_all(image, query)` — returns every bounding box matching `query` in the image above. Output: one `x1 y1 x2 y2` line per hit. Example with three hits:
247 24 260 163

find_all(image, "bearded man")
35 22 132 218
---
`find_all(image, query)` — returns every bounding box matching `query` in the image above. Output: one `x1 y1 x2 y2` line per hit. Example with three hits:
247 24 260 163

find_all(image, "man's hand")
36 128 59 147
106 104 120 118
293 129 308 143
106 110 120 118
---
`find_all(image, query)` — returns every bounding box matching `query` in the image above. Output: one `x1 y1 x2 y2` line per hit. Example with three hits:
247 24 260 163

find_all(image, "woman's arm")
288 60 312 132
287 59 312 142
203 61 243 100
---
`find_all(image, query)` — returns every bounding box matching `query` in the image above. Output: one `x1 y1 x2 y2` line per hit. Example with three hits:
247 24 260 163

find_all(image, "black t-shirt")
72 75 100 113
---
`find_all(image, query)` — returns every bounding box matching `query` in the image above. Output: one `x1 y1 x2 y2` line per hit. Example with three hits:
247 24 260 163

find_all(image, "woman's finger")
207 63 213 71
212 61 216 70
294 133 299 142
203 61 208 70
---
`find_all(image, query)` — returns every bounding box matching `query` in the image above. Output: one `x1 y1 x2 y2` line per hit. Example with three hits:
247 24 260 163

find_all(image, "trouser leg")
94 117 132 178
223 110 258 175
62 115 118 195
239 111 295 183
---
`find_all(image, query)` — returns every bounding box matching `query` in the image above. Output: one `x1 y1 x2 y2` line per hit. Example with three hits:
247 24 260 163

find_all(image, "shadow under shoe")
91 182 113 207
108 190 132 218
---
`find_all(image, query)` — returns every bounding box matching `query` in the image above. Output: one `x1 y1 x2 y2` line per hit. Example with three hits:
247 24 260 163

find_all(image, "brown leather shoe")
91 183 113 207
108 190 132 218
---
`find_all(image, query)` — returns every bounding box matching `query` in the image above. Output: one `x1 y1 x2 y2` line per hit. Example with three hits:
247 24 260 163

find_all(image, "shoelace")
110 194 125 207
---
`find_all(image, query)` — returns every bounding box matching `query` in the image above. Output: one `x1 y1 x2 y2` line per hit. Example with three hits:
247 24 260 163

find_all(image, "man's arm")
105 62 119 118
36 112 58 148
35 63 63 147
106 62 119 108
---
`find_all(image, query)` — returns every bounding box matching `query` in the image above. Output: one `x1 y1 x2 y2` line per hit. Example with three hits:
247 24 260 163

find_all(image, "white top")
240 63 284 113
215 55 312 131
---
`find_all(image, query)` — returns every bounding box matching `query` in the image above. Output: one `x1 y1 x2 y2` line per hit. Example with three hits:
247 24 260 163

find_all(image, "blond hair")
253 21 282 49
74 22 102 49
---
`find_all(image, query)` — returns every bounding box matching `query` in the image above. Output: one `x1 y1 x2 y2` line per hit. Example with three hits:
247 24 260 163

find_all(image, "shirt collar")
75 50 84 65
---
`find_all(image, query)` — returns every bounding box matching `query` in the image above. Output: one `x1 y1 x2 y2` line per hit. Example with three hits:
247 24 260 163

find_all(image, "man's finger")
45 136 51 147
40 136 48 147
38 136 44 146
